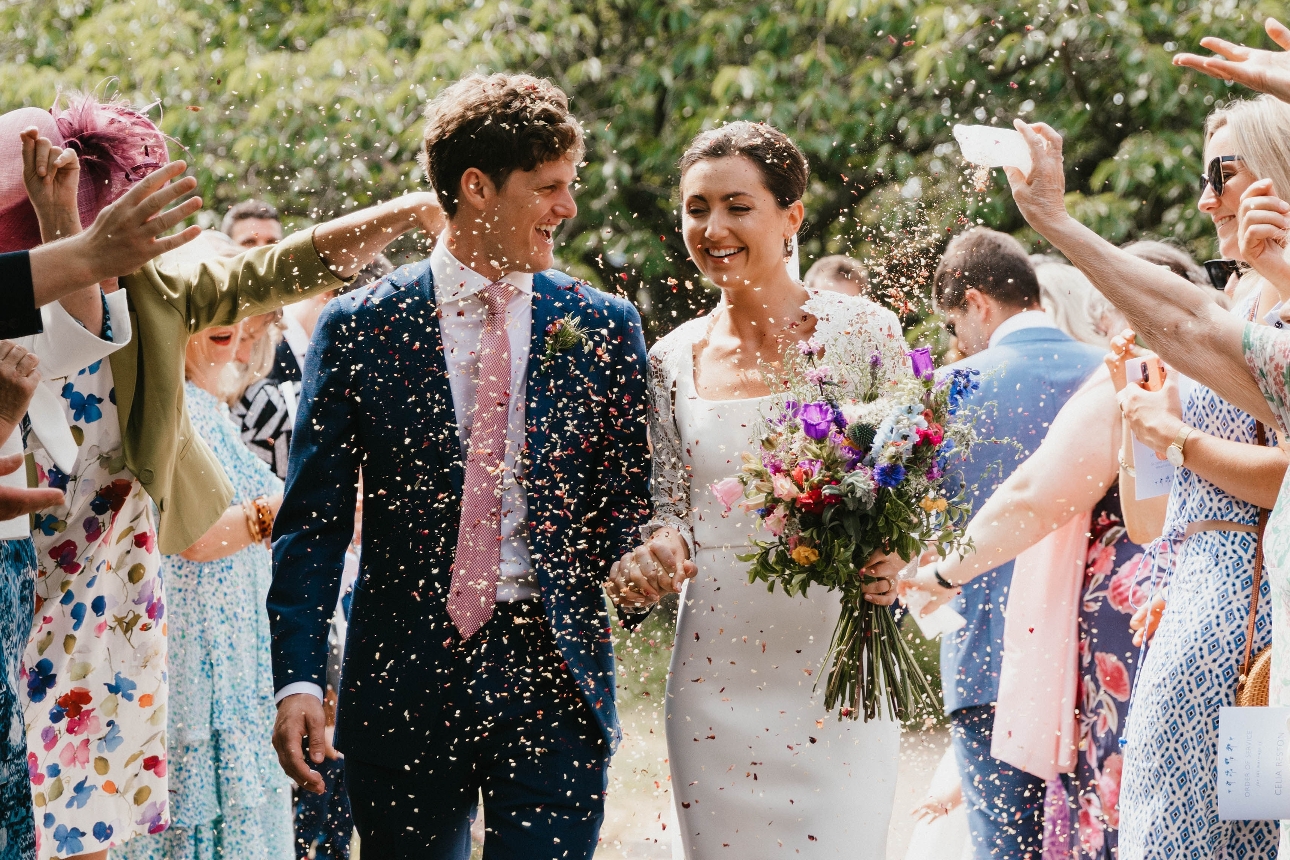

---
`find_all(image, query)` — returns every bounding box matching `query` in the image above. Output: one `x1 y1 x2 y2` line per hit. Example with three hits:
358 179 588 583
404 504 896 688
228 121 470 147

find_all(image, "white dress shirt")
0 290 133 539
987 309 1058 350
430 238 539 602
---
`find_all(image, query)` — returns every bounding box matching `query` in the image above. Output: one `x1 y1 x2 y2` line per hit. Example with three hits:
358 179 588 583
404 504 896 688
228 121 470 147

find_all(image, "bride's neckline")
687 293 818 403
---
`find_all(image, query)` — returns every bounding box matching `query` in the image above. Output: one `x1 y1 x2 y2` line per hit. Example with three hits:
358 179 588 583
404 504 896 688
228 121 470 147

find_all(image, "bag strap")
1240 419 1270 683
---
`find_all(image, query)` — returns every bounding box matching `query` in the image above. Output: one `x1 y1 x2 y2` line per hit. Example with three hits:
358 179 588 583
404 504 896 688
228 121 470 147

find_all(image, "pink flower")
1106 554 1148 614
66 709 100 737
710 478 744 513
41 725 58 752
133 530 156 553
1094 652 1131 701
771 474 799 501
1077 793 1106 856
1098 753 1123 827
59 738 90 769
1086 543 1116 580
763 507 788 536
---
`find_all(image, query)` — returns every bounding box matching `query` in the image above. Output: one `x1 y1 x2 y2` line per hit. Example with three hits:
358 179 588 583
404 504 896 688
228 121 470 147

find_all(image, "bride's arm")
903 372 1120 609
606 343 696 610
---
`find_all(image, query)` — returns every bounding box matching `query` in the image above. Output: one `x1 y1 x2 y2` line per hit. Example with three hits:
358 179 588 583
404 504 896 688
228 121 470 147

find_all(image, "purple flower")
799 402 835 440
761 451 785 474
874 462 907 488
869 351 883 369
908 347 934 380
927 460 943 481
797 459 824 479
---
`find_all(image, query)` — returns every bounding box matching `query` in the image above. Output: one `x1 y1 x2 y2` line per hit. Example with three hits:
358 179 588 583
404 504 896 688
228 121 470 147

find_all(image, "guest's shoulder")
537 269 640 325
319 259 434 332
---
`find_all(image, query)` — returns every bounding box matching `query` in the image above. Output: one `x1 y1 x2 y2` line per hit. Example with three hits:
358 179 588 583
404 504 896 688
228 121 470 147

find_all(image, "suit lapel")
414 269 465 496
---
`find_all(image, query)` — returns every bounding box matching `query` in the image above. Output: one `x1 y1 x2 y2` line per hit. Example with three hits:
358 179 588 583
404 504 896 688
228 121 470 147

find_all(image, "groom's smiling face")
456 153 579 278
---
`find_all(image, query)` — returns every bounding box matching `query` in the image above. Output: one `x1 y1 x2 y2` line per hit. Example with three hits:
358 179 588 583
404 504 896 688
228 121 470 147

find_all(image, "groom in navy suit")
268 73 651 859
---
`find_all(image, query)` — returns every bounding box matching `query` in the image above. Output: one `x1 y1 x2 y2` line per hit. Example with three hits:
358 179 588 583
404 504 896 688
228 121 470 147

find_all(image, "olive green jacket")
109 228 343 554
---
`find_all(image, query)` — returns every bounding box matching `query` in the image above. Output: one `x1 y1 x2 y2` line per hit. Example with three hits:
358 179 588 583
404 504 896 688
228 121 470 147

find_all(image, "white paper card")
952 124 1033 175
1219 706 1290 820
903 589 967 639
1131 433 1174 500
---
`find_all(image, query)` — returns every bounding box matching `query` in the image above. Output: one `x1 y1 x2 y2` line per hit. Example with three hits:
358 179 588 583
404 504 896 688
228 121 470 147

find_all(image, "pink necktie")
448 280 514 639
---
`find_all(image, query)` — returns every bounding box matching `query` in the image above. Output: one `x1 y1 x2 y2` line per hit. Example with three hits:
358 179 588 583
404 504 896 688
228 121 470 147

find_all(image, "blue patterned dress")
119 384 290 860
1117 311 1280 858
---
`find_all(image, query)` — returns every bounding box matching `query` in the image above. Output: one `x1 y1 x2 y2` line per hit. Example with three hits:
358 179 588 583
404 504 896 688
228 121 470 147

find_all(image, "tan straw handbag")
1235 421 1272 708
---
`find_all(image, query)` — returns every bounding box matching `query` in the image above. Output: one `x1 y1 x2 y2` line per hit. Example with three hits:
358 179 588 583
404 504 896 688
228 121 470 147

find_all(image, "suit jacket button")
139 468 155 484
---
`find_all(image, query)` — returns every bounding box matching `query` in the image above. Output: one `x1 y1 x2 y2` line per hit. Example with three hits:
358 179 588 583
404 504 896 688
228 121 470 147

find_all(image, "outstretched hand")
1003 120 1070 236
1174 18 1290 105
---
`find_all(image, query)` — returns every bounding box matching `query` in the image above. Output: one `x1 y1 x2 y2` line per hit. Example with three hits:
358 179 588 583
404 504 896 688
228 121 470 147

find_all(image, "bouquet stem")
822 590 940 722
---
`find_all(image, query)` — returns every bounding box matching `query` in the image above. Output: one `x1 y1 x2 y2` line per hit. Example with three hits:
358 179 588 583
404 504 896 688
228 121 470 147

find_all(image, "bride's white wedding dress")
645 290 909 859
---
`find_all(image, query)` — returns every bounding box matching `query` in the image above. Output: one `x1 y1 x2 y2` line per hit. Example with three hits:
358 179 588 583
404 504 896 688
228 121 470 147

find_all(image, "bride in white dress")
607 122 911 859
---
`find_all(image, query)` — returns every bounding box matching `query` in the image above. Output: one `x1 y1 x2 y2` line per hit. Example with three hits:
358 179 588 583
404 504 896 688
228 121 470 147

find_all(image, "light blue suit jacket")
939 326 1104 715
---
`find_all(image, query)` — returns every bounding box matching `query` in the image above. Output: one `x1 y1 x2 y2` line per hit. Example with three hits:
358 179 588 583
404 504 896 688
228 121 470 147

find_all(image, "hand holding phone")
1124 354 1165 392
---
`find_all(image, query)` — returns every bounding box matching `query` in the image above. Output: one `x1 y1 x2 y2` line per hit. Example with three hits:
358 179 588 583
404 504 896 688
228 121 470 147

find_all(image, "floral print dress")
21 357 169 860
119 383 290 860
1070 486 1148 859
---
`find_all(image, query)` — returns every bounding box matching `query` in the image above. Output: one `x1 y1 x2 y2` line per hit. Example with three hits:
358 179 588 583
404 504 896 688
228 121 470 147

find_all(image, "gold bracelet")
241 500 262 542
251 496 275 542
1118 449 1136 477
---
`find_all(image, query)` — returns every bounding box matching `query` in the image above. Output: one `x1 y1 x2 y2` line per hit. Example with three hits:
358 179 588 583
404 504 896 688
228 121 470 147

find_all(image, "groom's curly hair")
420 73 585 218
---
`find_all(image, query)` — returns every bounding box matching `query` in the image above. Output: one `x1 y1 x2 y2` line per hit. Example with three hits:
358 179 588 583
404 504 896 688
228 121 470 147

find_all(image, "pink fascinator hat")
0 94 169 253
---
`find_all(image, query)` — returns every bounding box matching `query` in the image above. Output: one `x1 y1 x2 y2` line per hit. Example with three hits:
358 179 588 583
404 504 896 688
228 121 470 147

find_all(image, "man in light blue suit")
921 229 1104 858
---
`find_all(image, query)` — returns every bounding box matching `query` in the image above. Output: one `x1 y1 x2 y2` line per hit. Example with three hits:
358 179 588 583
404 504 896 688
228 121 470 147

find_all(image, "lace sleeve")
805 290 910 386
640 318 707 553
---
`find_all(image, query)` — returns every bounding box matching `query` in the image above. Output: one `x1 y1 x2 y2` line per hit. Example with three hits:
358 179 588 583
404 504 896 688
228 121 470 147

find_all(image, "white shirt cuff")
274 681 325 705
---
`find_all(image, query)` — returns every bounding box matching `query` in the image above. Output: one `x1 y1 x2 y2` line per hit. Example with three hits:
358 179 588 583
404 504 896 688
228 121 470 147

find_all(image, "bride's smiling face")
681 155 804 289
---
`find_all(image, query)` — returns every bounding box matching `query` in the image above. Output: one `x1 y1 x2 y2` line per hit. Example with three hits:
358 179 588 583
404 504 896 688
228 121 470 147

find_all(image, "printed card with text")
1218 706 1290 820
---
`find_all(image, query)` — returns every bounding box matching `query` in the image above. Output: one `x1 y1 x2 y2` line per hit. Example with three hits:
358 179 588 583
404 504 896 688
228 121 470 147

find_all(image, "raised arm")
903 372 1120 611
1004 121 1273 425
310 191 443 280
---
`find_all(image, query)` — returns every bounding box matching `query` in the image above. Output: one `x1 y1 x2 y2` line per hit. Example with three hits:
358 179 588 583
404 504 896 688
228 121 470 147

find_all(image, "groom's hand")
606 530 696 608
273 693 328 794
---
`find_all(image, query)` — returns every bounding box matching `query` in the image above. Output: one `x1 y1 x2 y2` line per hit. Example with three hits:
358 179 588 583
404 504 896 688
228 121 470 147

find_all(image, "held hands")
1174 18 1290 106
859 549 904 606
1003 121 1070 235
21 129 81 237
272 693 328 794
1117 367 1183 457
1237 178 1290 290
1105 328 1142 394
605 528 696 609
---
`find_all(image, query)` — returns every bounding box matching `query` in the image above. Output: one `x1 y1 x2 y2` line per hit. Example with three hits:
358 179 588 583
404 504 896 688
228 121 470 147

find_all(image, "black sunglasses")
1202 259 1248 290
1199 155 1243 197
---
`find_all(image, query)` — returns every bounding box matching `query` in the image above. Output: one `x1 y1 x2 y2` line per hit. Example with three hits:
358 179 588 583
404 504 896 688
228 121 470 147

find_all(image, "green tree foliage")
0 0 1276 335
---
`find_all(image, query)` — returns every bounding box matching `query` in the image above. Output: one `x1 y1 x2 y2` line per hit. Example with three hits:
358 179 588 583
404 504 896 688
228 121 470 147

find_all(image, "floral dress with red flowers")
20 357 169 860
1067 486 1149 859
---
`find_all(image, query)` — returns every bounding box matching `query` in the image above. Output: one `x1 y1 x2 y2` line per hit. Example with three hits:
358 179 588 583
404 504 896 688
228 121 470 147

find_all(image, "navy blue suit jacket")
939 326 1103 715
267 261 651 766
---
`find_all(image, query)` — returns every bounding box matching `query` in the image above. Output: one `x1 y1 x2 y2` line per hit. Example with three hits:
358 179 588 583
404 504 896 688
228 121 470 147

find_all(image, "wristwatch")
1166 424 1194 468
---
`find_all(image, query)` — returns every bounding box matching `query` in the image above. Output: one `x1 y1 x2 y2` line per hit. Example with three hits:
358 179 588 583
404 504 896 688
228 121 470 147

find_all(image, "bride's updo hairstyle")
678 121 809 208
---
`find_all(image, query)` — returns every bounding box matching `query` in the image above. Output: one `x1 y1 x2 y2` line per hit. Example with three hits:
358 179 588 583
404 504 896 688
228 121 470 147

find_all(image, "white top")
0 290 132 539
987 308 1057 349
429 238 538 602
280 311 311 373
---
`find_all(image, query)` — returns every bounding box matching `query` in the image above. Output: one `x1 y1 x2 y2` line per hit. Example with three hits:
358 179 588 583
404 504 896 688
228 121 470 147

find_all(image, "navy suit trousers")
345 600 609 860
951 703 1046 860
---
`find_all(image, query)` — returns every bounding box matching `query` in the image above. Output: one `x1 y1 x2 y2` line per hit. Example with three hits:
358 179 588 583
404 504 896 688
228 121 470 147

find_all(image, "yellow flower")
919 497 936 513
791 544 820 566
934 498 948 513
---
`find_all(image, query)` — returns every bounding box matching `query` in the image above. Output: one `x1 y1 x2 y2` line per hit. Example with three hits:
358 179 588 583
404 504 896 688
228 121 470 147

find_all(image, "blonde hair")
1206 96 1290 306
1030 256 1105 347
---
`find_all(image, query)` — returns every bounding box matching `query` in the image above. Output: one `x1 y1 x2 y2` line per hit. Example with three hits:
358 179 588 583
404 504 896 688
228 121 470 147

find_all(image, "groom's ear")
457 167 498 215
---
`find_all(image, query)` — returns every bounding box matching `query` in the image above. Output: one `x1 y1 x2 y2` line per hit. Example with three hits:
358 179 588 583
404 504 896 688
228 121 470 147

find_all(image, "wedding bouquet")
714 342 979 722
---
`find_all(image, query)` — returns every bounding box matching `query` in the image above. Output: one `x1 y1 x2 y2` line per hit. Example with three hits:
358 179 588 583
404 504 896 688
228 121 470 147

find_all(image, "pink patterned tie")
447 280 515 639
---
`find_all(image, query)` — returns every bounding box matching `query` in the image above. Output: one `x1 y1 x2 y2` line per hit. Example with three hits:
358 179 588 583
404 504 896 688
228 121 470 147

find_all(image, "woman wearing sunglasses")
1003 91 1290 857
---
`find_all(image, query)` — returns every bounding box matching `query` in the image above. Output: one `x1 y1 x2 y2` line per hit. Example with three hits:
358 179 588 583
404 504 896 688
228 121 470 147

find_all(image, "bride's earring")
783 237 793 260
